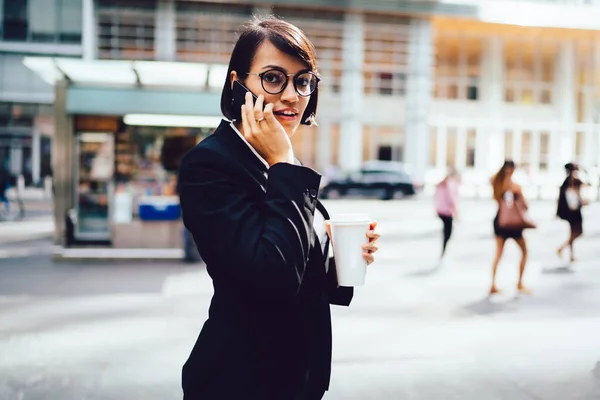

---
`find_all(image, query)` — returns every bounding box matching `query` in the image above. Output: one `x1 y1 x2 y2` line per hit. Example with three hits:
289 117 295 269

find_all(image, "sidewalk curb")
53 246 184 261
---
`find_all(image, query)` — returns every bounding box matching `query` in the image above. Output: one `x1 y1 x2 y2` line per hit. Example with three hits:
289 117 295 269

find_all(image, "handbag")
565 187 580 210
498 197 536 229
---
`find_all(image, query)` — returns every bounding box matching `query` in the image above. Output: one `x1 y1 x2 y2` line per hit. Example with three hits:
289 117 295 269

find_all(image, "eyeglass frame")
245 69 321 97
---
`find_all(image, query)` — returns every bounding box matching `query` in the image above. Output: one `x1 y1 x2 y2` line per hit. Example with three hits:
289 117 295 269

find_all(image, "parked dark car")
320 161 421 200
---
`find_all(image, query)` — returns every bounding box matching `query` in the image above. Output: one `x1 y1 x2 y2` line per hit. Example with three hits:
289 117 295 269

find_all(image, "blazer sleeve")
178 147 321 300
326 257 354 306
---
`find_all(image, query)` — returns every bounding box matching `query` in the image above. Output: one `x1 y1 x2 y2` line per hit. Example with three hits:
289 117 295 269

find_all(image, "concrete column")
481 36 504 172
82 0 97 61
339 13 364 172
513 129 522 165
437 125 447 168
530 130 541 175
9 147 22 175
549 129 562 173
53 81 75 247
584 129 594 167
32 129 41 185
555 40 576 165
475 128 488 170
404 18 433 179
315 119 333 172
156 0 176 61
455 127 467 170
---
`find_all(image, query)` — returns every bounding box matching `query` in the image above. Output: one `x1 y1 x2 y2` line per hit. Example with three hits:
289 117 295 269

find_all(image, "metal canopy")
23 57 229 90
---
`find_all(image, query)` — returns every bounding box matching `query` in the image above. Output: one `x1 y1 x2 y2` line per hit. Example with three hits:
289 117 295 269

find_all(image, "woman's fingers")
245 92 260 133
261 103 278 133
240 105 252 138
253 94 265 122
363 252 375 265
362 242 379 254
367 221 380 242
366 230 380 241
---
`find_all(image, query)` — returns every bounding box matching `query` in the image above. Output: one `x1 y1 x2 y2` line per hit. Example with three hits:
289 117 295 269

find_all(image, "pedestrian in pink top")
435 169 460 260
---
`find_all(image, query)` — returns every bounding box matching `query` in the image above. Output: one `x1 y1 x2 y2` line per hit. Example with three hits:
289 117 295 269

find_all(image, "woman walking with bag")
435 169 460 261
489 160 533 295
556 163 587 263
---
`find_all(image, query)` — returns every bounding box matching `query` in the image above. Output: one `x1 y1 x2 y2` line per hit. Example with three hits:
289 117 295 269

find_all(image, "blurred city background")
1 0 600 399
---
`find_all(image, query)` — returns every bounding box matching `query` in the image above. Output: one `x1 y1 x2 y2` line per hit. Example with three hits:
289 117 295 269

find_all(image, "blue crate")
138 196 181 221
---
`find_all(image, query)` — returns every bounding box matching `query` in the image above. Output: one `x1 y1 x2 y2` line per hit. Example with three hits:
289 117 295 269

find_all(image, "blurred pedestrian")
0 166 10 213
434 168 460 261
489 160 532 295
178 16 380 400
556 162 587 263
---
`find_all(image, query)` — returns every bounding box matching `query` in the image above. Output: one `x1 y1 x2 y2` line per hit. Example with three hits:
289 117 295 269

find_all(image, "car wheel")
392 189 406 200
325 187 342 199
381 188 394 201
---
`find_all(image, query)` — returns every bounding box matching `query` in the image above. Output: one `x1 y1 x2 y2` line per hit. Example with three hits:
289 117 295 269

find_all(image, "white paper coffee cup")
328 213 371 287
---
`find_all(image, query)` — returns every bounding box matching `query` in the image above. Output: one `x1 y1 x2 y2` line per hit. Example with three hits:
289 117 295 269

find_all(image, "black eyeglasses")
246 69 320 97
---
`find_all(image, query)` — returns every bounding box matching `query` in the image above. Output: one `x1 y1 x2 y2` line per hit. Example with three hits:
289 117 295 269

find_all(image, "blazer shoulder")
180 124 233 168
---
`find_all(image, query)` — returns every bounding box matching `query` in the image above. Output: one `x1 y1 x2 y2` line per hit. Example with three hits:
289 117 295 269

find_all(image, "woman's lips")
274 112 298 122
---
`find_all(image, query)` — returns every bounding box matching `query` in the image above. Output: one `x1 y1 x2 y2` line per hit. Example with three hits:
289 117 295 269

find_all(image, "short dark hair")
565 162 578 172
220 16 319 126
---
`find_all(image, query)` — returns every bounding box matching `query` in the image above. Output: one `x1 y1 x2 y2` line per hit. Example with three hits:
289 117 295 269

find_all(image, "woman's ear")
229 70 238 90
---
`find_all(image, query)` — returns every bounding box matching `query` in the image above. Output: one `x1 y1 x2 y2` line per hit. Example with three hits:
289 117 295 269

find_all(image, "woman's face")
505 167 515 179
231 41 312 137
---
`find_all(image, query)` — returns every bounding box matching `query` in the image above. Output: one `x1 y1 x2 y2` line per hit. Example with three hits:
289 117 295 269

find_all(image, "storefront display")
75 132 114 241
72 115 209 248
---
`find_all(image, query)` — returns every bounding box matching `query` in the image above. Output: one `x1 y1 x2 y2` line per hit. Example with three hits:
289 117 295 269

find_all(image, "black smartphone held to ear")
231 80 264 121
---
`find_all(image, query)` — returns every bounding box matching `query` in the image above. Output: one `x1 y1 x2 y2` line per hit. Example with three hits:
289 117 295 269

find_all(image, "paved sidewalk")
1 199 599 399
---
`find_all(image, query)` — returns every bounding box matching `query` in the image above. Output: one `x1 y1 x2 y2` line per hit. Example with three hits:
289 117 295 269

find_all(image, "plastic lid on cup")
328 213 371 225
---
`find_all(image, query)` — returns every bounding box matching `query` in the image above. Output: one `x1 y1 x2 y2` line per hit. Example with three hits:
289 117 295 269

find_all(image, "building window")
504 39 555 105
575 42 595 124
466 129 476 167
435 34 481 101
2 0 28 41
467 82 478 101
540 131 550 170
363 15 410 96
98 0 155 60
1 0 81 43
175 2 253 64
378 72 393 95
372 126 404 162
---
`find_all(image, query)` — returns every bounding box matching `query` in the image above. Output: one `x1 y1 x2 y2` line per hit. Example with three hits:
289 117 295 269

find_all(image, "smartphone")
231 80 264 121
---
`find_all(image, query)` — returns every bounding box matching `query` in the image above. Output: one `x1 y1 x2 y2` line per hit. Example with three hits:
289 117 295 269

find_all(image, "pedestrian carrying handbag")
498 197 536 229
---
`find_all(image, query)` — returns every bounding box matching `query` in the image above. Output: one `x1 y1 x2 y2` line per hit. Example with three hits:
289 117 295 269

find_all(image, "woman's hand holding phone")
240 92 294 167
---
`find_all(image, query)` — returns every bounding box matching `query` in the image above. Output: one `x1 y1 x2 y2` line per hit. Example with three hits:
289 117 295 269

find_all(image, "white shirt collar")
230 122 270 169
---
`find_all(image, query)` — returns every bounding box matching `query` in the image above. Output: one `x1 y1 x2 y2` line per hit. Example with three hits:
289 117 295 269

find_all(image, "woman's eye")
297 77 310 87
263 73 283 84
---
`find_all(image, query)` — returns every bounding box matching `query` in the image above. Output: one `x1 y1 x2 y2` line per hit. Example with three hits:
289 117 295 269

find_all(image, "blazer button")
309 188 318 198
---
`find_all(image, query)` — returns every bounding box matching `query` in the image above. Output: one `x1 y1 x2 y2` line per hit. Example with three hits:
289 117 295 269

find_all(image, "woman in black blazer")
178 16 380 400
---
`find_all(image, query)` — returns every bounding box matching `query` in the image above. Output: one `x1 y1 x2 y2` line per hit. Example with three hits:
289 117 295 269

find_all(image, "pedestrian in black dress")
557 162 587 263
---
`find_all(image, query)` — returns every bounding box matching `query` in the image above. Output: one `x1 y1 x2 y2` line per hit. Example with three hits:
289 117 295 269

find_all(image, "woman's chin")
283 125 300 137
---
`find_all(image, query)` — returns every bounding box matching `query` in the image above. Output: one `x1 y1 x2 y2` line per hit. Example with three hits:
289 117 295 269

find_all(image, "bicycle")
0 197 25 222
